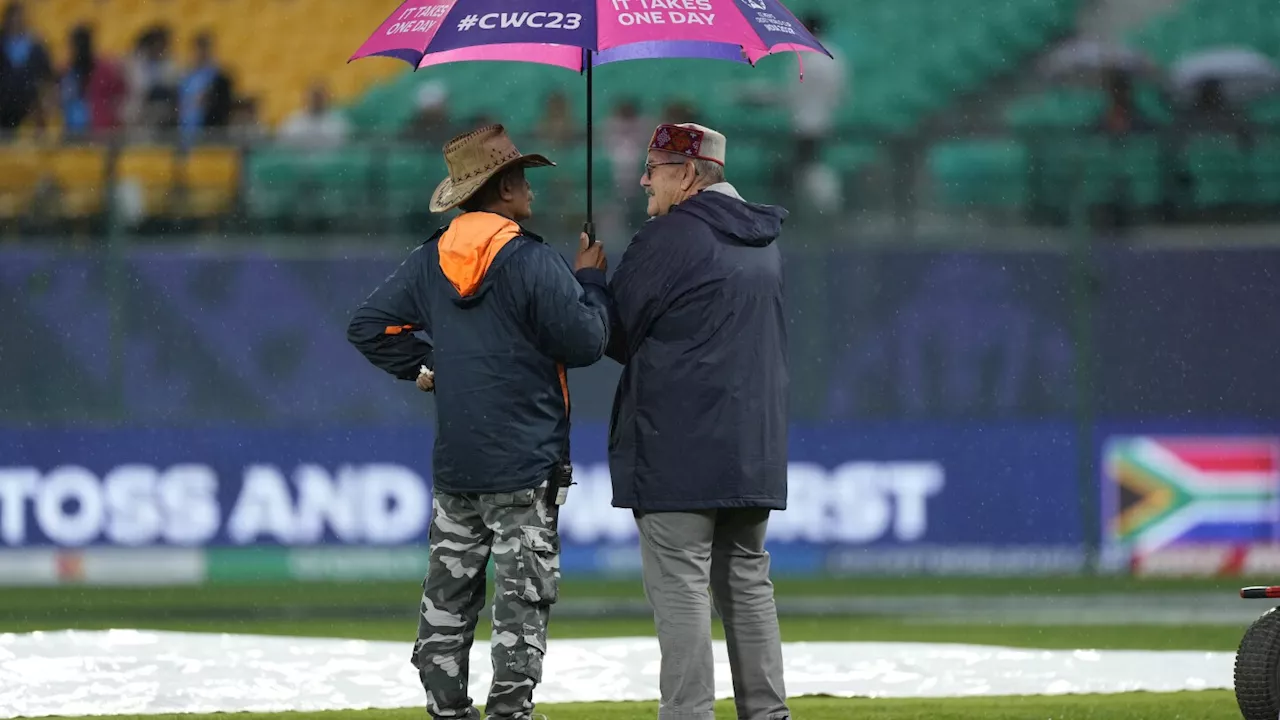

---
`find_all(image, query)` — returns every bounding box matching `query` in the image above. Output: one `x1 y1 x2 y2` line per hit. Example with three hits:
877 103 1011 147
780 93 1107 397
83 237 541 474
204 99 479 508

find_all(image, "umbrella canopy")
1039 39 1160 83
349 0 830 239
351 0 830 71
1171 46 1280 104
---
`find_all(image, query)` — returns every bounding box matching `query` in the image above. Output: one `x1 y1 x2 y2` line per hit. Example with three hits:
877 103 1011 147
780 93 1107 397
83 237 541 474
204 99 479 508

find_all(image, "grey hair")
692 158 725 185
655 150 725 187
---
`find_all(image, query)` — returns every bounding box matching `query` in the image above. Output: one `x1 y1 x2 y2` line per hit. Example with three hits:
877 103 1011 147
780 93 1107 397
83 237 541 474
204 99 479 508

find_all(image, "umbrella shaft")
587 58 594 223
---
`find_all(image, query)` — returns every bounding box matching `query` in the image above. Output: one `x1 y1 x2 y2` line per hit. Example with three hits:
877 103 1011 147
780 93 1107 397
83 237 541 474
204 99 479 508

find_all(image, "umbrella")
1039 39 1160 83
348 0 830 242
1171 46 1280 104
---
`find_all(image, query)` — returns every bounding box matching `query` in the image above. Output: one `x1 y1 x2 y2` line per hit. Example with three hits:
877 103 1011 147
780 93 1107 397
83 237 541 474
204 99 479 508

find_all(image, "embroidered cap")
648 123 726 166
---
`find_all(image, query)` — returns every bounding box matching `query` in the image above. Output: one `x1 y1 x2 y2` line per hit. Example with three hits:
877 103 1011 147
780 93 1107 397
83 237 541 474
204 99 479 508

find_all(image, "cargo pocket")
502 630 546 682
517 525 560 606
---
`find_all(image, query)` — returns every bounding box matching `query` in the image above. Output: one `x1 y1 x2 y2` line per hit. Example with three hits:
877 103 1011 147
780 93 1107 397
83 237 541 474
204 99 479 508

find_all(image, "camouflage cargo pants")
411 480 560 720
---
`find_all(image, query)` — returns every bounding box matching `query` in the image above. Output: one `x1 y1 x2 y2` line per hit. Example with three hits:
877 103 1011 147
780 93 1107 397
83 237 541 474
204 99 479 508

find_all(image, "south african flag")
1104 436 1280 558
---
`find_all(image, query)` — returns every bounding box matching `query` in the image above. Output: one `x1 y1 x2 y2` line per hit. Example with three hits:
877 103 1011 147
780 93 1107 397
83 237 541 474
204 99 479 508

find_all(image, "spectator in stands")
277 81 350 150
535 89 577 147
202 71 233 132
605 97 651 190
0 1 53 133
466 112 497 129
400 80 451 147
579 122 792 720
790 13 847 163
58 24 126 139
178 32 230 142
1181 78 1252 144
123 25 180 136
1097 68 1155 136
602 97 653 233
661 98 698 125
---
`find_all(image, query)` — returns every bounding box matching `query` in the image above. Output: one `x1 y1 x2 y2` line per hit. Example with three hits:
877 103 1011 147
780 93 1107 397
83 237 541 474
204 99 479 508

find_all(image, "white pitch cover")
0 630 1231 718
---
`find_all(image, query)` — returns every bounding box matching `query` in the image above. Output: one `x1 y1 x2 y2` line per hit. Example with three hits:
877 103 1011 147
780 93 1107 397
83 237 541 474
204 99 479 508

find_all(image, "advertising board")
0 422 1084 582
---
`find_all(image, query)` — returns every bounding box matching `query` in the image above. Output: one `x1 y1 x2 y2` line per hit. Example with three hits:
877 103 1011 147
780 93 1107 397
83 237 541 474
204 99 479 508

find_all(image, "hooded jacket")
348 212 610 494
584 184 790 512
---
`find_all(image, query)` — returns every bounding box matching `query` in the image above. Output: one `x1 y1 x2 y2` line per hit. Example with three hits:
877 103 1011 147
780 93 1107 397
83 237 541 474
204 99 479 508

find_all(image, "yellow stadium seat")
116 146 177 217
0 146 43 219
48 146 110 219
179 146 241 217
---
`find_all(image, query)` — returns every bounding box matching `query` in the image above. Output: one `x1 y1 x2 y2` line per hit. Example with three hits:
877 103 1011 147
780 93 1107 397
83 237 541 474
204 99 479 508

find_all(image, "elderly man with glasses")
573 123 793 720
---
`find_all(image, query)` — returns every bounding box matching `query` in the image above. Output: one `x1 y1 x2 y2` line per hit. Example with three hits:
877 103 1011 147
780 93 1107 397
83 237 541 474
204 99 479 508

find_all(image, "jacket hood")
674 183 788 247
438 212 523 307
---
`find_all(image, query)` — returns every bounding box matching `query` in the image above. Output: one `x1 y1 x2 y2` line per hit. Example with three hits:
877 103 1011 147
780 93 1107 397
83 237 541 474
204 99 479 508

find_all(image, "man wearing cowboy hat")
348 124 610 720
578 122 791 720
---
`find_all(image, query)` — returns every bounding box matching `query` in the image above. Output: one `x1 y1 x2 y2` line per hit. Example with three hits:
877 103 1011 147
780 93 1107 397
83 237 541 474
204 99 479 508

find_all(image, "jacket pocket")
516 524 560 606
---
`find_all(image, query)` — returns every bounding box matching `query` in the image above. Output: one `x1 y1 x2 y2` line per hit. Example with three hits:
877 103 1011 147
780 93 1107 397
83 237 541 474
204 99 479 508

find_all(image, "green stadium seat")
928 140 1029 209
1249 138 1280 205
385 151 439 218
1184 134 1250 208
246 149 302 220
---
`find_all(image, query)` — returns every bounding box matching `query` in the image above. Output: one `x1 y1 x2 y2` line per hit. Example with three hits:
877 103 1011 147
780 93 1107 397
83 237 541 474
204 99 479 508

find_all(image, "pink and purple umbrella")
349 0 830 239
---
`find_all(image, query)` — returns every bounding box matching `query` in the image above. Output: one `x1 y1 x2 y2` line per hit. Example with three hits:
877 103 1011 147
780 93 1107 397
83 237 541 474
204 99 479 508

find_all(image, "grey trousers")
635 508 789 720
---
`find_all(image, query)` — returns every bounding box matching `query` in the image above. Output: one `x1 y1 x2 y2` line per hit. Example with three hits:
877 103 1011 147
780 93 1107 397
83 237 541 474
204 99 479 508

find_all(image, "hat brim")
429 153 555 214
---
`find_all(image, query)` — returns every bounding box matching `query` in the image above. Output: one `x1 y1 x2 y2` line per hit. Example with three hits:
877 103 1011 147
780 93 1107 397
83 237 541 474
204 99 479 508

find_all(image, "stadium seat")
246 147 304 220
116 146 178 218
1184 134 1250 208
929 140 1029 209
0 145 44 220
1250 137 1280 206
384 150 439 218
180 147 242 218
47 146 110 219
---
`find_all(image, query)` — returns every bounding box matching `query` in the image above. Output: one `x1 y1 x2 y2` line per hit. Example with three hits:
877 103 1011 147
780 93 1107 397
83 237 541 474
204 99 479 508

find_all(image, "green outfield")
2 576 1255 720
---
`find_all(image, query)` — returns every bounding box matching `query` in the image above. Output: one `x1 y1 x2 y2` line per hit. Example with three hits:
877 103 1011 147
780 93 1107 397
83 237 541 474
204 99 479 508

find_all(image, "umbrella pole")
585 55 595 246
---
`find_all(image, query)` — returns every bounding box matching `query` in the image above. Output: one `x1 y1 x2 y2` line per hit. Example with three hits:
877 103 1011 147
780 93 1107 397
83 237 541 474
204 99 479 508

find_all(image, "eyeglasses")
643 161 686 179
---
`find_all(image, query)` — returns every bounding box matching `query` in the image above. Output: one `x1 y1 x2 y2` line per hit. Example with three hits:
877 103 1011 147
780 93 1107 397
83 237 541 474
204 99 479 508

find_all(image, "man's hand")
417 365 435 393
574 232 607 273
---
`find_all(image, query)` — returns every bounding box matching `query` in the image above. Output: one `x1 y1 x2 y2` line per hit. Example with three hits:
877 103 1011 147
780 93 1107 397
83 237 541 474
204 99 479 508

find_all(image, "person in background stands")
277 81 350 150
59 24 127 139
0 1 52 134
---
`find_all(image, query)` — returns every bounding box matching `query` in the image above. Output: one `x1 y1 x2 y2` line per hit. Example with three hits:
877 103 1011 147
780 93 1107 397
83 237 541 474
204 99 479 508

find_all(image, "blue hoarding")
4 245 1279 426
0 422 1083 574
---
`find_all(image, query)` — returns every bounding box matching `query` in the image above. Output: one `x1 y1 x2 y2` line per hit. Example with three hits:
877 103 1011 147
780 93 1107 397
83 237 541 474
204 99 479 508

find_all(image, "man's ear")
681 161 698 191
499 171 517 202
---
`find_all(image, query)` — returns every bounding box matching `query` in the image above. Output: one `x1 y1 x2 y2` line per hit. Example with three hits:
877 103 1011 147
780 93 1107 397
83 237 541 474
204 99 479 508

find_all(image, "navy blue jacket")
348 212 609 494
587 186 790 512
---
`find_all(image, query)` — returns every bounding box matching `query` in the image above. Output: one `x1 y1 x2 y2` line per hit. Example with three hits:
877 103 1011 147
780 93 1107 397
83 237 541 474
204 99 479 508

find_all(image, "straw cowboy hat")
430 124 555 213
